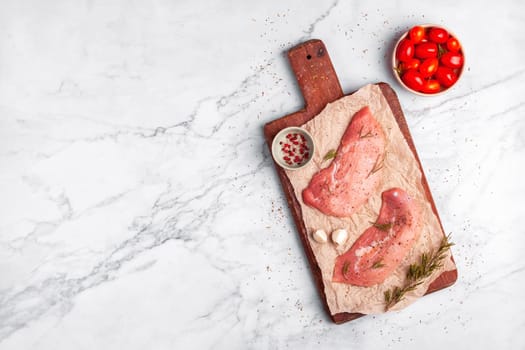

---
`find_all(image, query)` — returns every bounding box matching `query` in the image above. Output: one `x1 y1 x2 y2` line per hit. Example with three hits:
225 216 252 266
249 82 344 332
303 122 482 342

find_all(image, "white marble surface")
1 0 524 349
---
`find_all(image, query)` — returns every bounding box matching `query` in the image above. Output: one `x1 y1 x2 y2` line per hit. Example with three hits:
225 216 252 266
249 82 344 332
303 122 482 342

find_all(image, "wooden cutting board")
263 39 457 324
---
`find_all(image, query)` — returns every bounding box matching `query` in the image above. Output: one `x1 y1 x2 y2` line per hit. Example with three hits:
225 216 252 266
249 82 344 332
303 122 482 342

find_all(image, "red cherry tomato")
435 66 458 87
421 80 441 93
400 58 420 71
396 39 415 62
428 27 449 44
419 58 439 78
414 42 438 59
409 26 426 44
401 69 425 91
441 52 464 68
446 37 461 52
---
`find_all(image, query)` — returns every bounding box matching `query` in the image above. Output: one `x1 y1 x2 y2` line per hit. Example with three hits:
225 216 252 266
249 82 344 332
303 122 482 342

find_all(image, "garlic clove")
332 229 349 246
312 229 328 243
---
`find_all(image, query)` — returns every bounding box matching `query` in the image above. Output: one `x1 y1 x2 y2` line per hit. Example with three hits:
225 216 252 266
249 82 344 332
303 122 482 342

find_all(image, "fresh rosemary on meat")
373 222 393 231
358 125 374 139
323 149 337 161
367 154 385 178
383 234 454 311
342 261 350 278
372 260 386 269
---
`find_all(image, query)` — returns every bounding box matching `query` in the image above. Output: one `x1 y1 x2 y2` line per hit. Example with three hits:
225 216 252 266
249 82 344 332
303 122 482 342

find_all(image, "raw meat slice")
302 106 386 217
332 188 421 287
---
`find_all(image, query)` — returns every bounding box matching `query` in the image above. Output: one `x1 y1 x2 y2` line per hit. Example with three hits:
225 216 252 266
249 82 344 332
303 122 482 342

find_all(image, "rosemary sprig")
407 236 454 281
342 261 350 278
367 154 385 178
323 149 337 161
384 234 454 311
372 260 385 269
358 125 374 139
384 282 422 308
373 222 393 231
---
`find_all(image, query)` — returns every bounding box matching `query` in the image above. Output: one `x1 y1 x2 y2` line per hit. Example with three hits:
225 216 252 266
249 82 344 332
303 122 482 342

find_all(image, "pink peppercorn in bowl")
271 126 315 171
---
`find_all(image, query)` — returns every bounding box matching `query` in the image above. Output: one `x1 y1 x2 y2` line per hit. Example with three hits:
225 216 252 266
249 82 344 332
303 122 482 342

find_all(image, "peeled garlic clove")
332 229 349 246
312 229 328 243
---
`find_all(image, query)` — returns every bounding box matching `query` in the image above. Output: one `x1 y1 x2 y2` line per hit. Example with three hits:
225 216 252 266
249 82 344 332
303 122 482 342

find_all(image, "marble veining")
1 0 524 349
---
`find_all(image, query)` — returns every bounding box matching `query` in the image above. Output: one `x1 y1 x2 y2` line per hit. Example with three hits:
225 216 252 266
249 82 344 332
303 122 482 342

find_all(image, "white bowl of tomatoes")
392 24 464 96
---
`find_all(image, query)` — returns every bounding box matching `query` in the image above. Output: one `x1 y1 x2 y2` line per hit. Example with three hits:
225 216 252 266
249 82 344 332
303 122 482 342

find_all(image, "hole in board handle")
306 54 312 60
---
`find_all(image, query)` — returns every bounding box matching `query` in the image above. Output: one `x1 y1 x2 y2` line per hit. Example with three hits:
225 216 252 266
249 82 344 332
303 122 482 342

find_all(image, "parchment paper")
284 84 455 314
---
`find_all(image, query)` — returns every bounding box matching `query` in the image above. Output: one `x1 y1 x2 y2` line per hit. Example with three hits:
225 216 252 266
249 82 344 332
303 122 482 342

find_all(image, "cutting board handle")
288 39 344 115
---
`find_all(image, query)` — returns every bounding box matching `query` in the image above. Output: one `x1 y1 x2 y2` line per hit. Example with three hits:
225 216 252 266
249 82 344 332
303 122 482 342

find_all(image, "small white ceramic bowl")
392 24 465 96
271 126 315 171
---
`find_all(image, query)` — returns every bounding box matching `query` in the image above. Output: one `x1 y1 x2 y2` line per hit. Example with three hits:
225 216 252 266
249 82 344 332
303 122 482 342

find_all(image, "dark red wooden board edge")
263 39 457 324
